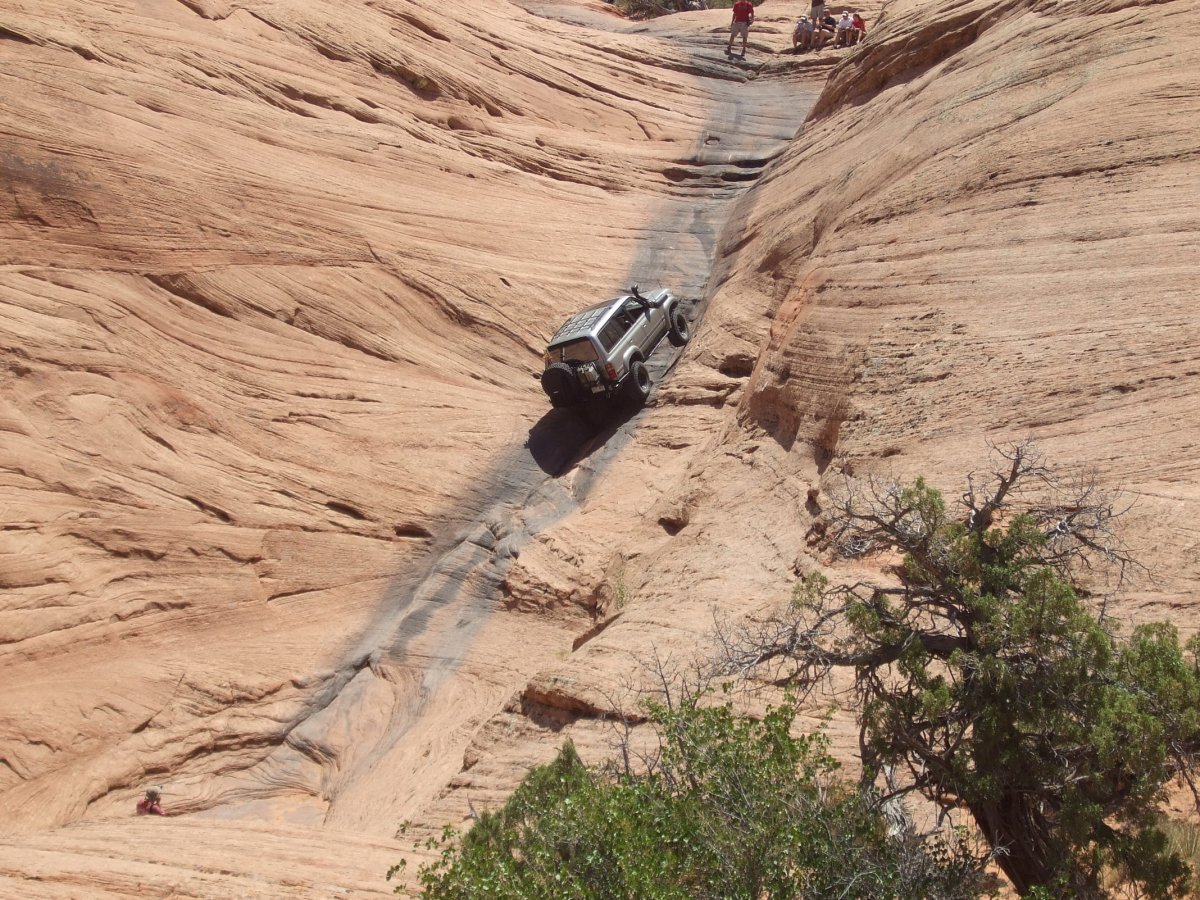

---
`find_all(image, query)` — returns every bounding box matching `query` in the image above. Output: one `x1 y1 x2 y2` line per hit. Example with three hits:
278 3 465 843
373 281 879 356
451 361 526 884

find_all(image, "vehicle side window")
599 316 632 352
622 299 646 318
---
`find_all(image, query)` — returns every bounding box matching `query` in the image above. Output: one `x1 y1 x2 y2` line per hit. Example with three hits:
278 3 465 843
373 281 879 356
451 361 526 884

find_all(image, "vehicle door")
646 296 671 345
621 297 653 354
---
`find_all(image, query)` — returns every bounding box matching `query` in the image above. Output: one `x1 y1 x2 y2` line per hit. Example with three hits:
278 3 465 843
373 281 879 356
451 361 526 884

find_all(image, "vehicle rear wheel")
667 307 690 347
541 362 579 407
625 359 651 405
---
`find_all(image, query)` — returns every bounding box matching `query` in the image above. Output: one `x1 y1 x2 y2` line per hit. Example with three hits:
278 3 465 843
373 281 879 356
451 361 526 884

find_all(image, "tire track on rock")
252 24 822 831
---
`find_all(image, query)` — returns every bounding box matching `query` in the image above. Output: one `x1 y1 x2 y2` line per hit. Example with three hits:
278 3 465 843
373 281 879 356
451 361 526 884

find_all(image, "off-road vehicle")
540 286 690 408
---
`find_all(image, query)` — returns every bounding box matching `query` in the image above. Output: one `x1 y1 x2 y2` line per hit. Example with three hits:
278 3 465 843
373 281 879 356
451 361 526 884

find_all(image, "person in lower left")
136 786 166 816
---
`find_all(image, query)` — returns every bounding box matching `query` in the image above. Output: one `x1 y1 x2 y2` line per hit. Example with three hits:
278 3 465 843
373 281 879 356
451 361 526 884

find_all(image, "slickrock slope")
3 0 1197 894
0 0 823 894
446 0 1200 876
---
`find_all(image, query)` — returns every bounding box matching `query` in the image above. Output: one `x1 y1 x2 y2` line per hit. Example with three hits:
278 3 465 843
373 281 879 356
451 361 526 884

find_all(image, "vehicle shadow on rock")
530 285 690 477
526 396 643 477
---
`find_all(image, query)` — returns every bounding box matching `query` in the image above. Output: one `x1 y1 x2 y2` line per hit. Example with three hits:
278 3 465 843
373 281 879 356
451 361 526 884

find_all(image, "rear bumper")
542 374 623 405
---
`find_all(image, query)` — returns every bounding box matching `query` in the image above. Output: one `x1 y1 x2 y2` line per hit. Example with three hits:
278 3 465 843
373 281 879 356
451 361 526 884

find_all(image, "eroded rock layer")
432 0 1200 875
1 0 823 894
2 0 1197 894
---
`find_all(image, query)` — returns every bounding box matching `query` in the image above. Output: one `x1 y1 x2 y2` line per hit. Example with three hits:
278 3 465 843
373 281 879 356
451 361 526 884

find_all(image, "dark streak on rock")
326 501 368 521
394 523 434 539
186 495 233 523
0 26 36 45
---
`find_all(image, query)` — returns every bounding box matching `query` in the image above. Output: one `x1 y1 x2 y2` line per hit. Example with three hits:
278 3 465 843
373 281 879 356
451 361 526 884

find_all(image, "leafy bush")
391 690 983 898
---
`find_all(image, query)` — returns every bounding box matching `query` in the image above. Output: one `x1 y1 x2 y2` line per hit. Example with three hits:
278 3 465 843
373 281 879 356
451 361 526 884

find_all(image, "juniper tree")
717 443 1200 897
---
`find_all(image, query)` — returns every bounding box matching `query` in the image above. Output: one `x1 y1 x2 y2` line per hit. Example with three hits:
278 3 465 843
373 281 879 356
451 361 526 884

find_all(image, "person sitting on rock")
793 16 815 51
851 12 867 43
136 786 166 816
814 13 838 48
835 11 855 47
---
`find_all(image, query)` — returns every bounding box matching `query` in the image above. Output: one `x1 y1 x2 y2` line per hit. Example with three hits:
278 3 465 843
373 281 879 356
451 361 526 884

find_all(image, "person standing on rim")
811 0 827 29
726 0 755 58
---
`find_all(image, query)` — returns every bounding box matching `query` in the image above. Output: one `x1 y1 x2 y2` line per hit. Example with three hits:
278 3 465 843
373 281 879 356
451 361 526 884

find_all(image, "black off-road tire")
541 362 579 407
667 307 690 347
625 358 651 405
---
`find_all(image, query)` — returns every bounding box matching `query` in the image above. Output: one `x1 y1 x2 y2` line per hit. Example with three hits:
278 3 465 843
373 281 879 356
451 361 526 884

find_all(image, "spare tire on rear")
541 361 579 407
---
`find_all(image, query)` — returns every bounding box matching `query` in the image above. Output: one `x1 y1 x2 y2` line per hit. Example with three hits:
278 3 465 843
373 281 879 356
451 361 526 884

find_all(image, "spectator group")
793 8 867 52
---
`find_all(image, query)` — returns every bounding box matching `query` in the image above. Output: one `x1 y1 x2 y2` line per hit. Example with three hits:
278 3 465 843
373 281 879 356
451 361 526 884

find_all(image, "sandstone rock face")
486 0 1200 835
423 0 1200 871
2 0 1197 894
0 0 823 892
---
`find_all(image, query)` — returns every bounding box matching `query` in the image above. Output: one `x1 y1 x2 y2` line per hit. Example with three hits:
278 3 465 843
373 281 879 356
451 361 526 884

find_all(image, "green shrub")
392 690 983 898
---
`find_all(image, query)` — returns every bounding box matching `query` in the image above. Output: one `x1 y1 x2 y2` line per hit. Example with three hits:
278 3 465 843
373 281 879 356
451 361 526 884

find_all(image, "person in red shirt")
726 0 755 58
851 12 867 44
136 786 166 816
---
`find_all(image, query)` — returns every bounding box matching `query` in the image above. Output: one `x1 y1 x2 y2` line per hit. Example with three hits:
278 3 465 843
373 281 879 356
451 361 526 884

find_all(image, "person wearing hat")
136 786 166 816
793 15 815 51
835 11 857 46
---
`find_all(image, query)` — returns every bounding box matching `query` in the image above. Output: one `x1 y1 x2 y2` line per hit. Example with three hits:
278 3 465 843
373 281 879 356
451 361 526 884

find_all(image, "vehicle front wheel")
667 307 690 347
625 359 651 405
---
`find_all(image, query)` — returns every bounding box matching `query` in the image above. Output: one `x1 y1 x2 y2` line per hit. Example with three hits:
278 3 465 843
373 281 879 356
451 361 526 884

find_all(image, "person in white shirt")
835 11 855 47
793 15 815 51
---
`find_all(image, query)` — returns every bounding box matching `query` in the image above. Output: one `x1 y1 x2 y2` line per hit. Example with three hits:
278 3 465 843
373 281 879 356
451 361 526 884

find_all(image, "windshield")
547 338 599 364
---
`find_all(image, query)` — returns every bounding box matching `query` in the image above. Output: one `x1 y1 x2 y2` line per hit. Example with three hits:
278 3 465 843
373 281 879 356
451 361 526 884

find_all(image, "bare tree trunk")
971 794 1101 898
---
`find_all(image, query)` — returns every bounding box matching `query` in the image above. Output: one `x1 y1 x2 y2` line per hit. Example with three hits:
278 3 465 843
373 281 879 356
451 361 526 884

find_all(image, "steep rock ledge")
460 0 1200 873
725 0 1200 507
3 0 1198 893
0 0 730 846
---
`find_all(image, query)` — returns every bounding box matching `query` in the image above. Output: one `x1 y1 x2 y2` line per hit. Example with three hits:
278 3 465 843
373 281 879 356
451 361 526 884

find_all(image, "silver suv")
540 286 690 408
